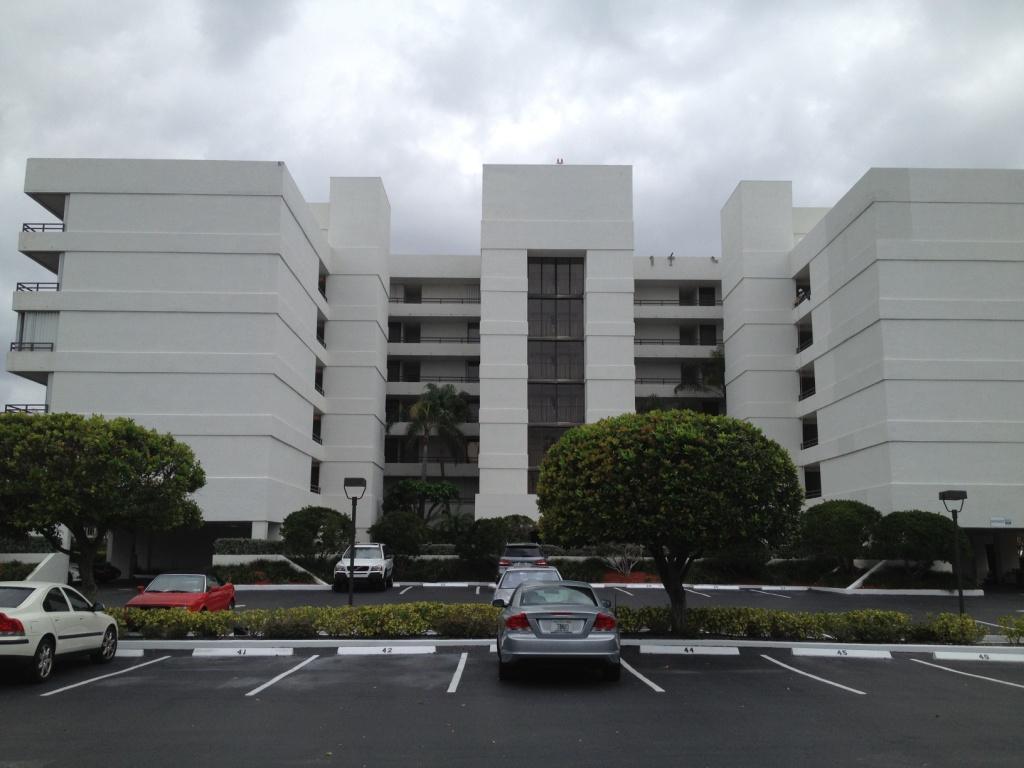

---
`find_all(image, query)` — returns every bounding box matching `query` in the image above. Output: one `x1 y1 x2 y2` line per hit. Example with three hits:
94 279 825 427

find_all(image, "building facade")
7 160 1023 580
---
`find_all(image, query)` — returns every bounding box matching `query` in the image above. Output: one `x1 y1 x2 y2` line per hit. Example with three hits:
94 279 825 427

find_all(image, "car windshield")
499 570 561 588
341 546 381 559
519 585 598 607
146 574 205 593
0 586 33 608
504 545 542 557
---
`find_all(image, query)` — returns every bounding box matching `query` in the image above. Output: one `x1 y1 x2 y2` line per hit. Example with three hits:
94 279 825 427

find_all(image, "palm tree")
405 383 471 517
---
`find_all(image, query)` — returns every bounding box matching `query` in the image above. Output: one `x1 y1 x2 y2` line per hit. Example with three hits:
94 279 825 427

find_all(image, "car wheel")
91 626 117 664
28 636 55 683
603 662 621 682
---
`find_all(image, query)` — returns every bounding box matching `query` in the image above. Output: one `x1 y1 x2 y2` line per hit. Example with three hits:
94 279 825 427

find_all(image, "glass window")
405 285 421 304
556 262 571 295
63 588 93 612
528 426 569 466
700 325 718 346
541 262 556 295
43 588 69 612
388 322 401 342
387 361 400 382
570 262 584 295
0 587 32 608
528 262 542 295
468 322 479 341
403 361 420 382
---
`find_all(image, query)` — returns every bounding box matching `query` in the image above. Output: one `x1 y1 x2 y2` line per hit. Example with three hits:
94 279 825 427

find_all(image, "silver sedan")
493 580 621 681
491 565 563 606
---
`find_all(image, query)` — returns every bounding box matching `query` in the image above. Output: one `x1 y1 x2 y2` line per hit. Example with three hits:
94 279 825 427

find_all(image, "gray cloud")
1 0 1023 403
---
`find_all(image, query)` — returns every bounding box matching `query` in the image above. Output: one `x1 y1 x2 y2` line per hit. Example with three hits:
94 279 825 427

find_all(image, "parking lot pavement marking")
760 654 867 695
640 644 739 656
489 643 496 653
613 587 634 597
793 648 892 660
115 649 145 658
336 645 436 655
934 651 1024 663
475 586 480 595
974 620 1004 629
620 659 665 693
748 589 792 599
193 647 293 657
685 587 711 598
245 654 320 697
447 652 469 693
40 656 171 697
400 586 415 595
911 658 1024 689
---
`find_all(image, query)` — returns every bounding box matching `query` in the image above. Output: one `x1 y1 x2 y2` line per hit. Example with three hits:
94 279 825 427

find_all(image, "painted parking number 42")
381 647 393 654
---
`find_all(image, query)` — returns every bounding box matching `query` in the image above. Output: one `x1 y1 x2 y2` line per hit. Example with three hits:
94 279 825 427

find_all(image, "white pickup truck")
332 543 395 592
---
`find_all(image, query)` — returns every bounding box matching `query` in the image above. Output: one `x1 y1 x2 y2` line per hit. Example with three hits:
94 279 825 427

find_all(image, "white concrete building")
7 159 1023 580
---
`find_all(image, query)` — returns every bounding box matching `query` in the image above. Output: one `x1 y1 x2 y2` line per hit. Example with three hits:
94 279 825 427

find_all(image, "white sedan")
0 581 118 683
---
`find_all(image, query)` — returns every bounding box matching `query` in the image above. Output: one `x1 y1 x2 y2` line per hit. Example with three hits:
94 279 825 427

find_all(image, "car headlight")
369 565 383 572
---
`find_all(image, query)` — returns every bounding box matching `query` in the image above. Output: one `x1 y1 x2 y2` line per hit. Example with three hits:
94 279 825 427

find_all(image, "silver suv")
497 542 547 576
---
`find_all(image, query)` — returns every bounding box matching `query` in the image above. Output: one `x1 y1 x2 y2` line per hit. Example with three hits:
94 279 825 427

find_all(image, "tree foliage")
454 515 538 568
870 510 971 577
368 509 429 556
0 412 205 596
537 410 803 633
798 499 882 573
381 479 459 524
281 506 352 562
402 384 471 517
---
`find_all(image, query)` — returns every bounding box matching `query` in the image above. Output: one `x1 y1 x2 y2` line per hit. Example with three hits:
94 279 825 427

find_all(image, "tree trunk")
418 434 428 519
651 549 687 634
76 532 100 600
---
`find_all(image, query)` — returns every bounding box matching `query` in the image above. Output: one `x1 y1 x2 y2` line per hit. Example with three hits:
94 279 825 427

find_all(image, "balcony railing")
22 222 65 233
800 437 819 450
796 338 813 353
394 336 478 344
798 386 816 401
414 375 479 383
10 342 54 351
389 297 480 304
387 456 479 464
634 298 723 306
635 338 722 346
312 434 323 445
805 488 822 499
5 404 49 414
314 382 324 396
794 289 811 307
16 282 59 292
310 484 321 494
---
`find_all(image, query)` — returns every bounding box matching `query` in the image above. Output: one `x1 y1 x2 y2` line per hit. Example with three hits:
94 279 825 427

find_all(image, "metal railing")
16 282 59 292
314 383 324 395
22 222 65 233
310 484 321 494
634 298 723 306
393 336 479 344
796 338 813 353
798 386 816 401
419 375 479 383
9 342 54 351
794 290 811 307
386 456 479 464
800 437 819 450
635 338 722 346
805 488 822 499
5 404 48 414
312 434 323 445
389 297 480 304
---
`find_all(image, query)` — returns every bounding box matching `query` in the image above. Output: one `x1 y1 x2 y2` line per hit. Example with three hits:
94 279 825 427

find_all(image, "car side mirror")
92 602 105 612
491 598 507 608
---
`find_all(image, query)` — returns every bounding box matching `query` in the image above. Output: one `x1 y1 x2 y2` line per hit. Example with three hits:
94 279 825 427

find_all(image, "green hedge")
0 560 35 580
210 560 317 584
213 538 287 555
0 536 54 554
998 615 1024 645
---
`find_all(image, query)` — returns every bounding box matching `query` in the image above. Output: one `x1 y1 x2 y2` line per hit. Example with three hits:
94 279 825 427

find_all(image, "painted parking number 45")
836 649 849 656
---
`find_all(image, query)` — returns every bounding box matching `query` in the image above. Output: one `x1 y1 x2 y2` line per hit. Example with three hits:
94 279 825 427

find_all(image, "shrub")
369 509 429 556
281 506 352 560
213 538 285 555
0 536 54 554
393 556 493 582
911 613 986 644
421 543 457 556
798 500 881 572
0 560 35 580
548 557 611 583
821 610 912 643
998 615 1024 645
871 510 971 578
210 559 316 584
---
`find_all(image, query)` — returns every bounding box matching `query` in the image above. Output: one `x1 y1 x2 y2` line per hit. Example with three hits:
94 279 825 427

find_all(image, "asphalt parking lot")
3 641 1023 767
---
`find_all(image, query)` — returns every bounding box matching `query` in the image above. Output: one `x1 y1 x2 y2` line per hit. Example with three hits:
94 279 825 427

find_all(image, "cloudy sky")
1 0 1023 404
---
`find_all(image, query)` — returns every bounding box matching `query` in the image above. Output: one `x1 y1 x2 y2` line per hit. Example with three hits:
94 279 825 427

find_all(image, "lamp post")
343 477 367 608
939 489 968 616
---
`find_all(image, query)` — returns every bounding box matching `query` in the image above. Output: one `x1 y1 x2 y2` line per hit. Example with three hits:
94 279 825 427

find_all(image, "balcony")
798 386 816 401
800 437 818 450
310 484 321 494
312 434 323 445
796 337 813 353
16 282 59 292
390 297 479 304
804 488 822 499
22 223 64 233
10 342 54 351
314 382 324 396
634 298 722 306
5 404 48 414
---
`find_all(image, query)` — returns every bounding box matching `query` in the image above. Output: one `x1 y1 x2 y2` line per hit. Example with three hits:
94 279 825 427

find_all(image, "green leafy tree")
454 514 538 570
799 500 882 573
281 506 352 565
405 384 471 516
381 479 460 524
537 410 802 633
870 510 971 579
368 509 429 556
0 412 206 597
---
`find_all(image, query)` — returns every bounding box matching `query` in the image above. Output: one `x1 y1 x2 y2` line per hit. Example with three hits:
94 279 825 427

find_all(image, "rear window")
503 545 542 558
499 570 561 588
0 586 33 608
520 585 598 607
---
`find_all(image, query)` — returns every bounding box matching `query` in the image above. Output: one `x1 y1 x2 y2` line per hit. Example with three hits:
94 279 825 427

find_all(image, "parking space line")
793 648 891 660
934 651 1024 663
749 589 792 599
760 654 866 695
620 659 665 693
974 620 1003 629
475 586 480 595
400 586 414 595
641 644 739 656
613 587 634 596
115 649 144 658
40 656 171 697
337 645 435 655
447 652 468 693
911 658 1024 689
245 654 319 697
685 587 711 598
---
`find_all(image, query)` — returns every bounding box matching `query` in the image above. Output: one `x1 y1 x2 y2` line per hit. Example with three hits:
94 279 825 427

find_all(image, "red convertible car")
125 573 235 612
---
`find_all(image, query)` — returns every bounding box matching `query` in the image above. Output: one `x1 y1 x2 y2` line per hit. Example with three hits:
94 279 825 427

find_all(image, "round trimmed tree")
537 410 803 633
798 499 882 574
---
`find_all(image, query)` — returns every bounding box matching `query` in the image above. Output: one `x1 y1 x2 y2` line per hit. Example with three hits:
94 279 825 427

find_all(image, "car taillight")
535 559 547 566
0 613 25 635
504 613 530 631
498 559 511 566
593 613 617 631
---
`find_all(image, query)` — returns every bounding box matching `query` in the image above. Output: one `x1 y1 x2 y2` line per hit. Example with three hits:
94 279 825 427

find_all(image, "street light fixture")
939 489 967 616
343 477 367 608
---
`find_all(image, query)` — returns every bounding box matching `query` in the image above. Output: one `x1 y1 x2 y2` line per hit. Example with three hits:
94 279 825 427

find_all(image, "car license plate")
541 619 583 634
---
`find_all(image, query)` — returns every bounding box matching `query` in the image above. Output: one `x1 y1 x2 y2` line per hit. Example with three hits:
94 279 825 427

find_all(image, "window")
528 384 584 423
528 258 584 297
699 325 718 346
466 360 479 382
468 322 479 341
405 285 421 304
403 361 420 382
63 588 92 612
388 322 401 342
698 286 717 306
17 311 58 345
43 588 69 612
387 361 401 382
528 341 584 380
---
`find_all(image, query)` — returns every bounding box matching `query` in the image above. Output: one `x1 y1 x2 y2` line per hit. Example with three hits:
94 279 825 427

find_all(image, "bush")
998 615 1024 645
213 538 285 555
911 613 986 644
421 543 457 556
548 557 611 583
281 506 352 560
210 559 317 584
798 500 881 572
369 509 429 556
822 610 912 643
0 536 54 554
871 510 971 578
0 560 35 580
393 556 493 582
